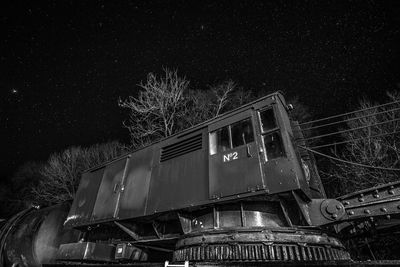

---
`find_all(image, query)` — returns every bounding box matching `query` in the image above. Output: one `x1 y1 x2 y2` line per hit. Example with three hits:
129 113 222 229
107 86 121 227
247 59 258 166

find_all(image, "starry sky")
1 0 399 181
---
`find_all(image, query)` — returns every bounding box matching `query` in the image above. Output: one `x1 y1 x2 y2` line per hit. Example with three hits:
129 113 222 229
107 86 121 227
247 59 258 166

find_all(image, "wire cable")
299 145 400 171
299 100 400 126
308 131 400 149
300 106 400 132
302 118 400 141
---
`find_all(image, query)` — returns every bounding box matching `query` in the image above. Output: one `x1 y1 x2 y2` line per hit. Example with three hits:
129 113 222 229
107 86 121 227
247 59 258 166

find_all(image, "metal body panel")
65 92 313 227
209 142 262 198
92 157 128 222
262 158 300 194
65 167 105 227
146 137 208 214
208 111 264 198
275 99 311 198
117 148 154 219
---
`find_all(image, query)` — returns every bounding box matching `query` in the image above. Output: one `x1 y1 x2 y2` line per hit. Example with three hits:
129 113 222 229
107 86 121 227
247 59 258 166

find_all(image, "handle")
113 183 120 193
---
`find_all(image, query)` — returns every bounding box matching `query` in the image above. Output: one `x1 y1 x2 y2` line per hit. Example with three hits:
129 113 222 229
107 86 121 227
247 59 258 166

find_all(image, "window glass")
209 126 230 155
231 119 254 148
259 108 277 132
263 132 284 160
209 132 218 155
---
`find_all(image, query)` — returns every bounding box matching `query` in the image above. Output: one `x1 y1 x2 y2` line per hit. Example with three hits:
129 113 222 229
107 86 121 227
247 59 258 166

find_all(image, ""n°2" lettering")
223 152 238 162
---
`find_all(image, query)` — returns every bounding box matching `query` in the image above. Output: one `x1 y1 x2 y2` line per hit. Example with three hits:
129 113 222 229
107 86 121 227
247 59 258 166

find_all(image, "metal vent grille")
160 134 202 162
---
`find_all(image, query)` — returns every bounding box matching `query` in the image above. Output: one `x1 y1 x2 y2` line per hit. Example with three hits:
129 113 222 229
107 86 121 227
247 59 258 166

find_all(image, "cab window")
259 108 277 132
231 119 254 147
263 133 284 159
258 108 284 160
209 118 254 155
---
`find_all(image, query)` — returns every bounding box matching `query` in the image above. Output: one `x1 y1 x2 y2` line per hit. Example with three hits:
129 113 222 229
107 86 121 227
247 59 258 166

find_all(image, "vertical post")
240 202 246 227
213 206 219 229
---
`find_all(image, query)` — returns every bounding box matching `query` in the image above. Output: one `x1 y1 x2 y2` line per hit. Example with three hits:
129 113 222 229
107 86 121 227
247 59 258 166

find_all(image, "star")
11 88 18 94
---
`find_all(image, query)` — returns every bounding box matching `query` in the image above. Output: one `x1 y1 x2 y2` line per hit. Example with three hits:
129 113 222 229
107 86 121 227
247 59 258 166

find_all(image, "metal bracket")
338 181 400 221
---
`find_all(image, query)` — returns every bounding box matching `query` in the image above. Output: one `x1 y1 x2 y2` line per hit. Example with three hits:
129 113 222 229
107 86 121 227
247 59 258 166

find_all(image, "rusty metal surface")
175 243 349 262
338 181 400 222
306 199 346 226
174 229 349 262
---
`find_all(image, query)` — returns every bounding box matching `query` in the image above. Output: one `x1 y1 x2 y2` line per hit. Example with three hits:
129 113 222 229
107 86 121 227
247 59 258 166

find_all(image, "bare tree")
119 69 249 148
211 80 236 116
324 91 400 195
32 141 127 206
118 68 190 147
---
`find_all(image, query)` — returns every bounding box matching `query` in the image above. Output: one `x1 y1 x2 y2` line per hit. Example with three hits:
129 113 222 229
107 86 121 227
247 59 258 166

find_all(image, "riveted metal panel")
117 147 154 220
262 157 301 194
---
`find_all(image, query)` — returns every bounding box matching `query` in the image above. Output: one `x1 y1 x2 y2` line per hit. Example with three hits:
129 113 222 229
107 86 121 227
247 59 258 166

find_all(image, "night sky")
1 0 399 181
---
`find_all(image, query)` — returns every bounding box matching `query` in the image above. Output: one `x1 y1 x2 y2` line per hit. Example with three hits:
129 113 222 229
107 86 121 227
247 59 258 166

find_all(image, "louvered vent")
160 134 202 162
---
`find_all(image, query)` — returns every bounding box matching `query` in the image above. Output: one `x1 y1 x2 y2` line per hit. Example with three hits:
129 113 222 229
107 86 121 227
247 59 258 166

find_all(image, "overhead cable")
300 106 400 132
308 131 400 149
299 100 400 126
299 145 400 171
302 118 400 141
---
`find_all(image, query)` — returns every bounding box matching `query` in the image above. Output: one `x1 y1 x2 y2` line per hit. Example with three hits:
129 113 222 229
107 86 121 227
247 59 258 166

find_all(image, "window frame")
257 106 285 161
258 107 279 134
209 117 255 155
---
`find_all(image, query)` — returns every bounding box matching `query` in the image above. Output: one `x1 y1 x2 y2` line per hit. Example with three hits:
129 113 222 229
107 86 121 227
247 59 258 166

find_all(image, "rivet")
389 190 394 195
348 211 354 215
364 209 370 214
380 207 387 213
343 201 350 206
374 194 380 198
332 214 338 219
386 215 391 220
360 193 364 197
358 198 364 202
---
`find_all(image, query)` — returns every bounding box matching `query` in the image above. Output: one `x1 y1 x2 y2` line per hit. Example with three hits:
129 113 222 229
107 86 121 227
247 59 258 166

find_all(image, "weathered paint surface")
65 92 311 228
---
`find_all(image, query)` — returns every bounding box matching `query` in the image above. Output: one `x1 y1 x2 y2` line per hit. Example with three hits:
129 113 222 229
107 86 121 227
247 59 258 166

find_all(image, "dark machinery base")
44 260 400 267
174 228 350 262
